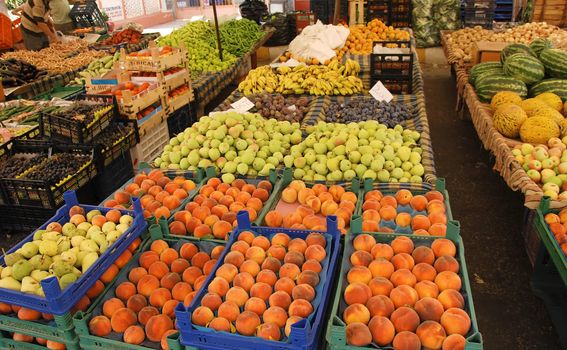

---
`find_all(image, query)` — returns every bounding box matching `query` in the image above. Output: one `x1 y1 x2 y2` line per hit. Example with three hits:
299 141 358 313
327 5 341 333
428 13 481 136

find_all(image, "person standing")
13 0 59 50
49 0 73 33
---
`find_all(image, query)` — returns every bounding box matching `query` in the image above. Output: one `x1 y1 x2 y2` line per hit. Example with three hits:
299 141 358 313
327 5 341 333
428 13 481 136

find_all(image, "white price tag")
230 97 255 113
369 81 394 103
288 104 297 111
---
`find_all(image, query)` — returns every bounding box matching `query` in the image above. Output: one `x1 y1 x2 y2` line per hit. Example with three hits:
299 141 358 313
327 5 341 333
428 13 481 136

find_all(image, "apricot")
89 315 111 337
302 259 322 273
268 245 287 261
368 259 395 279
413 263 438 282
103 298 125 318
442 334 467 350
123 325 145 345
371 243 394 260
390 285 419 309
416 280 440 299
350 250 373 267
145 314 174 342
366 295 395 318
435 271 462 292
344 282 372 305
275 277 296 296
391 253 415 271
440 308 471 336
250 282 273 301
216 263 239 283
182 266 203 286
393 331 422 350
127 294 148 313
345 322 372 346
231 241 250 255
288 238 308 254
263 306 288 328
438 290 465 310
368 277 394 296
265 211 283 227
343 303 371 325
279 263 301 280
172 282 193 301
209 277 230 297
111 307 137 333
305 245 326 262
235 311 261 336
226 286 249 307
224 251 245 267
434 256 460 273
431 239 457 258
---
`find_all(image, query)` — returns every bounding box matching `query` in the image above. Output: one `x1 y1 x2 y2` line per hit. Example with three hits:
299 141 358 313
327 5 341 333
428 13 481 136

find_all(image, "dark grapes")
219 93 310 122
325 97 412 127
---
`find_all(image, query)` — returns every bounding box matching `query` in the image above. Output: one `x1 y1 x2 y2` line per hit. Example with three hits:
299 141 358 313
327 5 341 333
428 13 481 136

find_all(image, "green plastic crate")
73 220 225 350
0 311 76 345
534 197 567 287
325 216 482 350
33 84 85 101
0 331 81 350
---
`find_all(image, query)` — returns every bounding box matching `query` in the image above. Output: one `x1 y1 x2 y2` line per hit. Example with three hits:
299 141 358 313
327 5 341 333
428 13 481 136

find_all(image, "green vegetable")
219 19 264 57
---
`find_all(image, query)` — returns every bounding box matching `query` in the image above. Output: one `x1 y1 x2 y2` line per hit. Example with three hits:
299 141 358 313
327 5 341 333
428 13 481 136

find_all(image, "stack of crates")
367 0 412 27
494 0 513 21
461 0 495 28
370 40 414 94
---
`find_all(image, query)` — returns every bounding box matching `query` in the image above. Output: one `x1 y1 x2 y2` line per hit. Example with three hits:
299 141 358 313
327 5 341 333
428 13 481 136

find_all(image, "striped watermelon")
529 79 567 100
500 44 536 63
475 72 506 87
475 76 528 102
529 38 553 57
540 49 567 79
469 62 503 84
503 53 545 84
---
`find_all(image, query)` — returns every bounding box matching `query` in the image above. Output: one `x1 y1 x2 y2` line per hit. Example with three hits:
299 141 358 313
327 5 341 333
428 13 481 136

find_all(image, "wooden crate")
117 85 163 116
349 0 366 25
121 41 187 72
163 87 194 114
471 41 508 64
532 0 567 26
130 108 168 168
131 68 191 92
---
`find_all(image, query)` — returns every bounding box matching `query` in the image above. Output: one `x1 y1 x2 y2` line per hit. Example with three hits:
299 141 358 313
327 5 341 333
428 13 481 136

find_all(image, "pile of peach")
169 177 273 240
103 169 196 221
543 209 567 257
191 231 329 342
342 234 471 349
264 181 357 234
0 237 142 350
88 239 224 349
361 189 448 236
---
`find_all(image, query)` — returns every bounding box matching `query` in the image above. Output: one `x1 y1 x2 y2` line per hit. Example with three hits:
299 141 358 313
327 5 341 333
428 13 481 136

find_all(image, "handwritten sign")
369 81 393 103
230 97 255 113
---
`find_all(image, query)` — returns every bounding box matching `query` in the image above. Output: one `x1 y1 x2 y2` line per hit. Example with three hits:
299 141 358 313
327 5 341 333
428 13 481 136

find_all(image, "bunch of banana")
238 59 364 96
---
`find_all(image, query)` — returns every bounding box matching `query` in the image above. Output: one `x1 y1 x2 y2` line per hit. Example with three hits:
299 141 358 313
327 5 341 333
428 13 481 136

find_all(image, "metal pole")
211 0 223 61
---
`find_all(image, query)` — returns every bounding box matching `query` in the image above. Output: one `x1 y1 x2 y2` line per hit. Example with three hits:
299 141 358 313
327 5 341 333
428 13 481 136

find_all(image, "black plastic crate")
167 103 192 137
92 119 139 167
93 151 135 203
39 94 118 144
0 204 56 233
370 40 413 94
69 0 108 32
0 141 98 209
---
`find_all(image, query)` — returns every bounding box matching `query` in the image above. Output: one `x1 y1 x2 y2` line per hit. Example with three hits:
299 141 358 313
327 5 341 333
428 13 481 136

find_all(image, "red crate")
0 14 13 50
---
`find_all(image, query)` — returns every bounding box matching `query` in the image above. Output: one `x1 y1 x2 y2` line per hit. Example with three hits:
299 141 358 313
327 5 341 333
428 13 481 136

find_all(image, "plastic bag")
263 13 292 46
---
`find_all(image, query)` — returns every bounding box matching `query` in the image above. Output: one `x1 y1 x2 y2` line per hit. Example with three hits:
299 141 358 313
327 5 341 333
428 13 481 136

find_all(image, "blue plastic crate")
175 211 342 350
0 190 147 315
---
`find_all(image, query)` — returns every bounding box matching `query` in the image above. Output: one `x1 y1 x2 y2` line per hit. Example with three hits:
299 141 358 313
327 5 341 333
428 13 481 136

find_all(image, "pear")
30 270 49 282
80 240 99 253
101 222 116 233
42 231 60 242
59 273 78 290
33 230 46 241
50 261 74 277
57 237 71 254
72 267 82 277
20 276 40 293
81 252 98 273
106 230 122 244
86 226 101 238
75 251 90 268
29 255 52 271
39 240 58 256
20 242 39 259
1 266 12 278
62 223 76 236
99 241 109 254
4 252 23 266
12 260 33 281
90 231 107 247
71 236 86 248
116 224 129 234
86 210 102 222
76 222 92 232
35 286 45 297
0 277 21 291
60 251 77 266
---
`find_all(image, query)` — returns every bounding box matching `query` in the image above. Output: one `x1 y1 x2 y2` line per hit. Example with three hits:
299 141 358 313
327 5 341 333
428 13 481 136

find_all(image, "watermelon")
469 62 503 84
475 76 528 102
500 44 536 63
540 49 567 79
529 79 567 100
529 38 552 57
475 71 506 87
503 53 545 84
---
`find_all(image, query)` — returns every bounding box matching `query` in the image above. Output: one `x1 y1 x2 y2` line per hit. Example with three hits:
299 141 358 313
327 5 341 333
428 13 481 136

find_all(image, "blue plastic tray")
175 211 342 350
0 190 147 315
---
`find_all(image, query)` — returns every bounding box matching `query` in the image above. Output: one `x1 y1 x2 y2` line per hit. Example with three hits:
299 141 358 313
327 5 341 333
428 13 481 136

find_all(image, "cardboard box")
471 41 508 64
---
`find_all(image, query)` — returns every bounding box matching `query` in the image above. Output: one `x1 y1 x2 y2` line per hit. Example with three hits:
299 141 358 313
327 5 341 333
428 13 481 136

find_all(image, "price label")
230 97 255 113
369 81 393 103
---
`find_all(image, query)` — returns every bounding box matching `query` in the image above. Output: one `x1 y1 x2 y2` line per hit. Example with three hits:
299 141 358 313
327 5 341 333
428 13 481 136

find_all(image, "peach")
124 325 145 345
184 292 197 307
263 306 288 328
282 187 298 203
17 307 41 321
251 236 270 251
438 290 465 310
103 298 125 318
390 269 417 287
231 241 250 255
208 317 231 332
297 270 320 288
442 334 467 350
224 251 245 267
226 286 249 307
12 333 33 343
368 259 395 279
149 288 172 308
412 246 435 265
390 285 419 309
371 244 394 260
182 266 203 286
413 263 438 282
343 303 371 325
288 299 313 318
202 292 223 311
347 266 372 284
395 212 412 227
288 238 308 254
328 185 345 202
368 277 394 296
429 212 448 225
171 259 190 274
353 234 377 252
89 315 112 337
139 251 159 270
311 183 327 195
305 245 326 262
275 277 296 296
127 294 148 313
350 250 373 267
366 295 395 318
302 259 322 273
257 269 278 286
285 316 303 337
257 322 281 341
435 271 462 292
271 233 291 247
410 195 428 211
416 320 446 349
344 282 372 305
279 263 301 280
148 261 169 280
362 220 379 232
211 246 224 259
345 322 372 346
110 307 137 333
211 204 229 218
292 284 315 301
416 280 440 299
87 280 105 299
297 188 314 204
245 246 266 265
240 260 261 277
245 297 267 316
306 196 321 213
391 236 414 254
191 252 211 269
265 211 283 227
269 291 292 310
362 199 381 212
391 306 420 333
233 272 255 292
212 221 233 240
434 256 460 273
391 253 415 270
431 239 456 258
194 224 213 238
209 277 230 297
262 257 282 273
379 205 397 221
235 311 261 336
319 192 334 203
218 301 240 322
284 250 305 266
368 316 395 346
170 221 187 236
393 331 421 350
172 282 193 301
145 314 174 342
216 263 238 283
341 191 357 203
247 198 263 212
415 297 445 323
321 200 339 216
250 282 273 300
267 245 286 261
440 308 471 336
139 307 160 327
425 190 444 202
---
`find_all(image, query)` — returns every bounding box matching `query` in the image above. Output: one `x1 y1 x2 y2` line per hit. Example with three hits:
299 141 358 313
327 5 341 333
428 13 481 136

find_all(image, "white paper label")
369 81 393 103
288 105 297 111
230 97 255 113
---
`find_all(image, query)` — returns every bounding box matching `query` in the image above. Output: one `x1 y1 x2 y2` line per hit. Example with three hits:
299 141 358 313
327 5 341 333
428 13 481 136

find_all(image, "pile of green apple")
0 206 133 296
512 137 567 200
286 121 425 182
154 111 303 181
